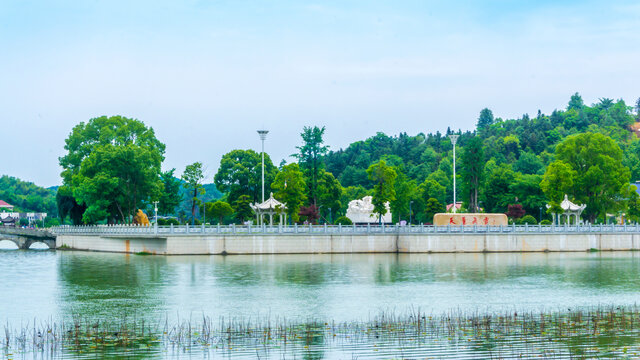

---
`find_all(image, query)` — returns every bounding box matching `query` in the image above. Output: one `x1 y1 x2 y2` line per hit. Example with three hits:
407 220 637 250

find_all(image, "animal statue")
132 209 150 226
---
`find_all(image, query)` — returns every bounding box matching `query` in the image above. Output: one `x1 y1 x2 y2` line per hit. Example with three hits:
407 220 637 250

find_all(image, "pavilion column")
269 213 273 226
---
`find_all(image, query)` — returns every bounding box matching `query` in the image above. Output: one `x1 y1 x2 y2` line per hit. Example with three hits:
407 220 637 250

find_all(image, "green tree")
316 170 342 223
390 169 418 223
56 185 86 225
477 108 494 131
271 163 307 224
182 162 205 224
513 152 544 175
214 149 277 204
481 162 516 213
233 195 253 224
206 201 234 224
461 136 484 212
540 160 576 213
420 179 446 205
510 174 547 220
295 126 329 205
59 116 165 224
158 169 182 215
367 159 397 223
568 92 584 110
425 197 444 224
552 132 631 222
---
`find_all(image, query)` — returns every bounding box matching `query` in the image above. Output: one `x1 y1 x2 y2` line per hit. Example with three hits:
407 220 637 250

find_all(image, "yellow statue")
132 209 150 226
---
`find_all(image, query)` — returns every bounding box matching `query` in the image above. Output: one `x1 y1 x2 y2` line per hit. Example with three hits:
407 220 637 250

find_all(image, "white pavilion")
547 194 586 225
251 193 287 226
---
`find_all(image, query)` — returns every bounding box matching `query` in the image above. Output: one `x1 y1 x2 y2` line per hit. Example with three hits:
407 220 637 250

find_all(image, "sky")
1 0 639 187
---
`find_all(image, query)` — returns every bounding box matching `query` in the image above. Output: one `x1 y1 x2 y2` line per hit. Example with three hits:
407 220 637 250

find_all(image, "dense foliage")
0 175 57 215
58 116 165 224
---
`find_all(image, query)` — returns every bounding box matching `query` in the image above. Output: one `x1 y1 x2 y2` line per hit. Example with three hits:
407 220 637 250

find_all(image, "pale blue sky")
1 0 639 186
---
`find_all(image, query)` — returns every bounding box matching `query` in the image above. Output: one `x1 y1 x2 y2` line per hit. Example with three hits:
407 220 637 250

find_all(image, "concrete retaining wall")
56 233 640 255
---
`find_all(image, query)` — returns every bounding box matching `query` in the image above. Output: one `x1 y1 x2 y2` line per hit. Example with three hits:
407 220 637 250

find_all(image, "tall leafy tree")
316 170 342 222
549 132 631 222
158 169 182 215
181 162 205 224
425 198 444 224
461 136 484 212
477 108 494 131
568 92 584 110
367 159 397 223
233 195 253 224
271 163 307 224
390 169 418 223
295 126 329 206
214 149 277 205
540 160 576 213
59 116 165 224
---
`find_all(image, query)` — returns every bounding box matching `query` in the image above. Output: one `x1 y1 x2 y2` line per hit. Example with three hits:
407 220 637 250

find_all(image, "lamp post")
328 207 332 225
257 130 269 203
539 206 542 224
449 134 459 213
409 200 413 225
153 201 159 234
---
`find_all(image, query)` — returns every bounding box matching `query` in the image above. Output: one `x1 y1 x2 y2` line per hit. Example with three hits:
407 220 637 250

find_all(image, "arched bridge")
0 227 56 249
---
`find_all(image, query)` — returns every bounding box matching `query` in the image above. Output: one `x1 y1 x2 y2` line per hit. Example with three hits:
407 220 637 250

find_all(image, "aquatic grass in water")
4 306 640 359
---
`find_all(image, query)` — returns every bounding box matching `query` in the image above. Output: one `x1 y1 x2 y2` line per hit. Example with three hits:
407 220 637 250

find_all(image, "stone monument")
345 196 392 224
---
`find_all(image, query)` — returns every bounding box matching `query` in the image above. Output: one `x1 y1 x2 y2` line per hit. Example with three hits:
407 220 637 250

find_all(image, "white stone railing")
49 223 640 236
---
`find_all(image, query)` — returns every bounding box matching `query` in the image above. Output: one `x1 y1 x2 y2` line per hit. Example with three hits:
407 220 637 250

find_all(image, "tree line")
54 94 640 225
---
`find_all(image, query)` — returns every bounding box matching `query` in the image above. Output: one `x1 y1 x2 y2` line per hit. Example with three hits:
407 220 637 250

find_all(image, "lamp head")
257 130 269 140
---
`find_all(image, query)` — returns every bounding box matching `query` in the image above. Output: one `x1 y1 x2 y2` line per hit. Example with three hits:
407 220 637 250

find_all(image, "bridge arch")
28 241 51 250
0 239 20 250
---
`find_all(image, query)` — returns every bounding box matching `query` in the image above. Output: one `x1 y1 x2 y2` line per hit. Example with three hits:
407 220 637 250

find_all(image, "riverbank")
55 232 640 255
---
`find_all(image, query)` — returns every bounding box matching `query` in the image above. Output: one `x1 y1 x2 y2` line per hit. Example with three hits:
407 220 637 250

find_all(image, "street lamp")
539 206 542 224
153 201 159 234
328 207 332 225
409 201 413 225
449 134 459 213
257 130 269 203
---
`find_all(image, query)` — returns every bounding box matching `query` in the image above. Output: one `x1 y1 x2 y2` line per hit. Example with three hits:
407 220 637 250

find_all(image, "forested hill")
0 175 57 215
323 94 640 219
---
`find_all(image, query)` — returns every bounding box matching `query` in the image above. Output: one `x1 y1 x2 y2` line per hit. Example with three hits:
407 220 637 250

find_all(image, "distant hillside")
0 175 57 216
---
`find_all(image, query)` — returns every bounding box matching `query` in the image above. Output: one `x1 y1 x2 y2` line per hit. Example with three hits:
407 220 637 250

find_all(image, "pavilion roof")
0 200 13 208
251 193 286 211
559 194 586 211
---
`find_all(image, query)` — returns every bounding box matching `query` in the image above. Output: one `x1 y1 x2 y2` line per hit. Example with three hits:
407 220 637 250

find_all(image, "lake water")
2 246 640 358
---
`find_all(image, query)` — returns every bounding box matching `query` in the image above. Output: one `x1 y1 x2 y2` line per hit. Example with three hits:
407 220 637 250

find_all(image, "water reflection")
2 251 640 326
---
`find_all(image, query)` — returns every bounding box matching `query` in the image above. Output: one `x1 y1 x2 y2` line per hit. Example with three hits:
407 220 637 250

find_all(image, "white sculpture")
345 196 392 224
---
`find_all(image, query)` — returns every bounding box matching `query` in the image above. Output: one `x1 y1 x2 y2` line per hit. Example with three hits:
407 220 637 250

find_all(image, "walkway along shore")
51 224 640 255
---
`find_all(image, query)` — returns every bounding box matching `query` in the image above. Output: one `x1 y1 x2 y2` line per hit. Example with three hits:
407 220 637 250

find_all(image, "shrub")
158 218 180 226
334 216 353 225
540 219 552 225
519 215 538 225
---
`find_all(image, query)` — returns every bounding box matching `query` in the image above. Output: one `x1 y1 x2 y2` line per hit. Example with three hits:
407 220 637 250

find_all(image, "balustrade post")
232 223 236 234
324 223 327 233
170 223 174 234
338 223 342 233
295 223 298 233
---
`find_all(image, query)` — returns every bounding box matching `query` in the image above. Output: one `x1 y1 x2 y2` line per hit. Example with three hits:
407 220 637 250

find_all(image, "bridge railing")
49 223 640 236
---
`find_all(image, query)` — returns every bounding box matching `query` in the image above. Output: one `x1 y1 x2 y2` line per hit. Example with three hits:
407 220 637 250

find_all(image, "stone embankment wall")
56 233 640 255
